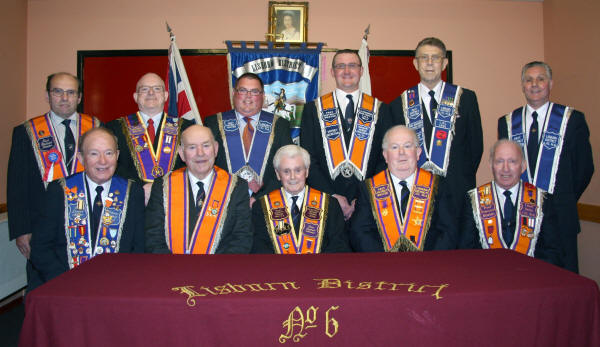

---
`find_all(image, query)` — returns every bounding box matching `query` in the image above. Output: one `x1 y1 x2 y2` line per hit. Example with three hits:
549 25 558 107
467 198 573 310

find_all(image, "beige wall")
0 0 27 203
0 0 595 277
544 0 600 283
22 0 544 186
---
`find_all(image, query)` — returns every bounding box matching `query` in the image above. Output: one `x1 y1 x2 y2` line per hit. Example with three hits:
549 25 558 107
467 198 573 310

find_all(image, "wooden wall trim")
577 203 600 224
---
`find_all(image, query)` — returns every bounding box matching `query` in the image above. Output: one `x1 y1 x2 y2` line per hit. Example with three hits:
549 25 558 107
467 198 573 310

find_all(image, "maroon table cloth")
20 250 600 346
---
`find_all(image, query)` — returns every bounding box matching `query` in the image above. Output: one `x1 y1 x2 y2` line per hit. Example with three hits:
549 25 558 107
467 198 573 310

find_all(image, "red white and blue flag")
165 33 202 124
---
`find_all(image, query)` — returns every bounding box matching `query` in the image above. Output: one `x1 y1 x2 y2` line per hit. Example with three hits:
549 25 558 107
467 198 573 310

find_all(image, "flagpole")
165 22 202 124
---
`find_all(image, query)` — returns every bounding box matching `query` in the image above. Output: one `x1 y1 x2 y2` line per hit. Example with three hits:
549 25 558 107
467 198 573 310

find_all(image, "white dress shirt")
419 81 443 122
525 102 550 143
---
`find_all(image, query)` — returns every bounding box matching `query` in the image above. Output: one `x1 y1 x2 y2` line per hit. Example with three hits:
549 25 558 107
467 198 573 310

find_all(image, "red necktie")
147 119 156 144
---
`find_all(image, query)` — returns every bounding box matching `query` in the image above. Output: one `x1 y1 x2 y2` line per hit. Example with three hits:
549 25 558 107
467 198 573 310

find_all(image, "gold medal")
163 146 172 154
151 165 164 178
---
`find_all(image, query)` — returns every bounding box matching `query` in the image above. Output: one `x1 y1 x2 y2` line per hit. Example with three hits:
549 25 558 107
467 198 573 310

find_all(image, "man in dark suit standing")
8 72 101 291
145 125 252 254
498 61 594 272
30 127 145 291
204 73 292 206
389 37 483 216
106 72 191 205
252 145 350 254
300 49 390 222
350 126 457 252
460 139 562 266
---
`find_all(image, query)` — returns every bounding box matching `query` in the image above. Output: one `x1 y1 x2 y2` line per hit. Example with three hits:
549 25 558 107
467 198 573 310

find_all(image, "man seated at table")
31 127 145 290
145 125 252 254
350 125 457 252
252 145 351 254
460 139 562 266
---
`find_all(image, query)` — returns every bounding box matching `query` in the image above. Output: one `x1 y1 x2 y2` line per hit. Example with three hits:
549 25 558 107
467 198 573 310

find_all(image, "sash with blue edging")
402 83 461 176
62 173 130 269
218 110 276 182
506 103 570 193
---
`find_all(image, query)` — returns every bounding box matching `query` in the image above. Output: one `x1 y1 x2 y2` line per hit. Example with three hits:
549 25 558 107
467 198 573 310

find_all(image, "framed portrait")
268 2 308 43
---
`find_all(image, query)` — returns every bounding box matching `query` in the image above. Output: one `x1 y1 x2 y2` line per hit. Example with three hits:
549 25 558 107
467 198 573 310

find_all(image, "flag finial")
363 25 371 41
166 21 175 40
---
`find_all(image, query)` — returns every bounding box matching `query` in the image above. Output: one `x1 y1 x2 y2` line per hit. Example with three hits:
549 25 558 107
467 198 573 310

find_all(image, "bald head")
133 72 168 116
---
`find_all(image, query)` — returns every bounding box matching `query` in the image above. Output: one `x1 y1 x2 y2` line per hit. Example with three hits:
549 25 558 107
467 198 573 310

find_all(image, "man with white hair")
251 144 350 253
460 139 561 266
350 125 456 252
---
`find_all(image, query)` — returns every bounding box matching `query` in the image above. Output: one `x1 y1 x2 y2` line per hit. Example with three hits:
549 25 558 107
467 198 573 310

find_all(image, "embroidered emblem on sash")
164 167 235 254
316 92 380 180
25 113 98 185
261 187 328 254
217 110 276 183
505 103 571 193
62 173 130 269
121 113 181 183
367 169 437 252
469 181 544 256
401 84 462 176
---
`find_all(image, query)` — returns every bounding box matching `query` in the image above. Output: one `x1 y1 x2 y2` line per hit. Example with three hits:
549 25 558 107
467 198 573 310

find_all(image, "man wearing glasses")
300 49 391 223
106 72 191 205
8 72 101 292
350 126 456 252
204 73 292 206
390 37 483 248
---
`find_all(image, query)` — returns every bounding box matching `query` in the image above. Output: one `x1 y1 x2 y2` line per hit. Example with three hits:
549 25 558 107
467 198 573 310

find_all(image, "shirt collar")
50 111 78 123
335 88 360 102
283 186 306 207
139 111 163 125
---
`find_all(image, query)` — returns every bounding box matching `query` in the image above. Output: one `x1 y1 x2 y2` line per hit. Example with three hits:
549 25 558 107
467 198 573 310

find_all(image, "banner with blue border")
226 41 322 141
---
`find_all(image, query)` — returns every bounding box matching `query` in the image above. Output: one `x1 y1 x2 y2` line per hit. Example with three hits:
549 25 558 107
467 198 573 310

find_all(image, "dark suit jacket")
459 186 563 267
30 175 145 290
349 172 458 252
204 111 292 198
498 108 594 272
106 114 192 184
299 96 391 202
7 124 47 241
389 87 483 211
145 169 252 254
251 188 351 253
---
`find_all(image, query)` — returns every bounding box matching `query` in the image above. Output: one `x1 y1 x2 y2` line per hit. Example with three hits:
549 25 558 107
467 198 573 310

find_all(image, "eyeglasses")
333 63 361 70
235 88 263 96
50 88 78 98
416 55 444 63
137 86 165 94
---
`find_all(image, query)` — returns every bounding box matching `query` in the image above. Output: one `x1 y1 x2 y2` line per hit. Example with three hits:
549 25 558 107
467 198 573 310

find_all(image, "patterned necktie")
399 180 410 220
527 111 539 173
91 186 104 243
62 119 75 169
196 181 205 211
503 190 515 246
291 196 301 238
345 94 355 128
242 117 254 156
147 119 156 145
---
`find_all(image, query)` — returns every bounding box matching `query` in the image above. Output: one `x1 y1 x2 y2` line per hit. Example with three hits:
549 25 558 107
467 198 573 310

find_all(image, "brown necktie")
242 117 254 156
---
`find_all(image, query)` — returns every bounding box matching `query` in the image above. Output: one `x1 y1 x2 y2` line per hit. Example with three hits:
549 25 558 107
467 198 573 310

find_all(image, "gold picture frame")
268 2 308 43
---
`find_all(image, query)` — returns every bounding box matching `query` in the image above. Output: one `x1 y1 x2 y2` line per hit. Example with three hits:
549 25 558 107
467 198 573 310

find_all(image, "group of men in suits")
8 36 594 293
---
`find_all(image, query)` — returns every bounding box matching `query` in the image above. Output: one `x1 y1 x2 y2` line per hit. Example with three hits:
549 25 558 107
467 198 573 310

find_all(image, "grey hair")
489 139 525 163
382 125 419 150
521 61 552 81
273 144 310 171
